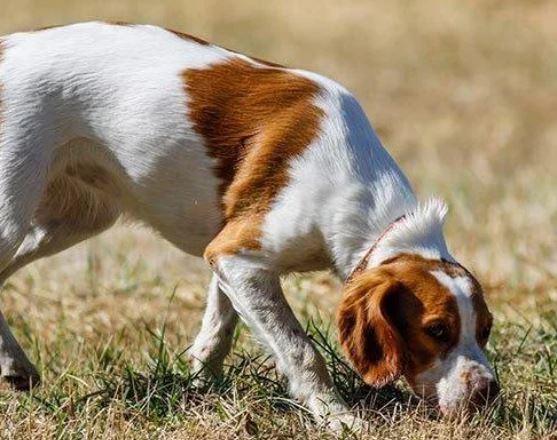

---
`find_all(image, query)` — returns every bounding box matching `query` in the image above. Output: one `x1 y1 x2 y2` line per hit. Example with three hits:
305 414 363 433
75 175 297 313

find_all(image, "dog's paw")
189 366 219 390
189 360 227 390
325 413 370 434
307 391 370 434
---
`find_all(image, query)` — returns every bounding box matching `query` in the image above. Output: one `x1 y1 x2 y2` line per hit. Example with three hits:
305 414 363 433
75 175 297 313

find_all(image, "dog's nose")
471 378 500 407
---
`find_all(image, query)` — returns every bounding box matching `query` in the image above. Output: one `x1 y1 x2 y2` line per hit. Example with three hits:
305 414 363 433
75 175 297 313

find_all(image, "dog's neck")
341 199 455 283
327 184 456 280
313 91 455 279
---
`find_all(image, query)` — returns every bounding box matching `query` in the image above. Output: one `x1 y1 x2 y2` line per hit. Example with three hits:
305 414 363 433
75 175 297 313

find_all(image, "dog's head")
338 253 498 415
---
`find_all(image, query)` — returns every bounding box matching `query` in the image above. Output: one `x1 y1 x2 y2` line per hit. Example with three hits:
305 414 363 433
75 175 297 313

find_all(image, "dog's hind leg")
0 175 120 286
0 170 120 389
189 275 238 383
0 151 49 274
0 135 53 389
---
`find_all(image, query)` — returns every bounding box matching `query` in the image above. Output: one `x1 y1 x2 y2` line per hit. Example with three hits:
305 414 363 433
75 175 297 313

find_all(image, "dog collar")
344 214 407 286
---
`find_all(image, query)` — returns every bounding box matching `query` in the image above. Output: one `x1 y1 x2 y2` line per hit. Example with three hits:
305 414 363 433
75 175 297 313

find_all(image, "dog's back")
0 21 414 274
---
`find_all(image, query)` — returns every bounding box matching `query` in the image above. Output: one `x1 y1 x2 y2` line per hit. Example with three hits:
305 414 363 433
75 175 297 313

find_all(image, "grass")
0 254 555 439
0 293 555 439
0 0 556 438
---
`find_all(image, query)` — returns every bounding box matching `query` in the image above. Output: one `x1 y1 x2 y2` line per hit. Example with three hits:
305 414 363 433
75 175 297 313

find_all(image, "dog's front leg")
210 254 361 430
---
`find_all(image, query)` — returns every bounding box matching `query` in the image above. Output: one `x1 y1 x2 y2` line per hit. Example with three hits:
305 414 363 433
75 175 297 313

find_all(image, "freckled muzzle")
437 361 500 416
410 353 500 417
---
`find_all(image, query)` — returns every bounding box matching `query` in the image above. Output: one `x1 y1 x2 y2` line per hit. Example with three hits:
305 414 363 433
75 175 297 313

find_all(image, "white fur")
0 22 486 429
367 198 455 268
0 23 228 259
189 275 238 383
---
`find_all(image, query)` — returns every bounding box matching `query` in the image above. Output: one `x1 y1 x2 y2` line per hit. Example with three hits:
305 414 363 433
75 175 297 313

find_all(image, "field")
0 0 556 438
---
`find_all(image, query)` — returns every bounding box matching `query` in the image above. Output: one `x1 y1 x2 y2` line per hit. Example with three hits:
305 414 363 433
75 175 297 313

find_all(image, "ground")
0 1 556 439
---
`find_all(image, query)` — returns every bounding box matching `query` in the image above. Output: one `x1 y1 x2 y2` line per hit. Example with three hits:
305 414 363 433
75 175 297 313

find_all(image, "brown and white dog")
0 22 498 430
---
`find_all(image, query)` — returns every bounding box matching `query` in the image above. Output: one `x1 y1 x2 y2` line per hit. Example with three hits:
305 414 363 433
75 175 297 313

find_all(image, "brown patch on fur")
167 27 283 66
224 47 285 68
469 275 493 347
166 28 211 46
338 254 473 387
204 219 262 266
106 21 132 27
184 59 323 259
420 255 493 347
30 24 65 32
337 270 407 386
243 55 284 68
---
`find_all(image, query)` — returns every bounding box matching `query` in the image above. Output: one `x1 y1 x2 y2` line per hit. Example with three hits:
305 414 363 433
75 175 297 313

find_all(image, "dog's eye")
425 323 450 343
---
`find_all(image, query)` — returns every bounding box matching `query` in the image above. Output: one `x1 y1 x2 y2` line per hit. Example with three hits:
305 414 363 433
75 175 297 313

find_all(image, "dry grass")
0 0 556 438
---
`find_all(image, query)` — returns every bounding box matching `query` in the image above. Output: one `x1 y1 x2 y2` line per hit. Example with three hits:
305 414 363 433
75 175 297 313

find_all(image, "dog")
0 22 498 430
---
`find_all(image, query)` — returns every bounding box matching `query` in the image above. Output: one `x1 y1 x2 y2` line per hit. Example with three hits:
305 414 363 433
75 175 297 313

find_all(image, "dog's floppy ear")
337 268 406 387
